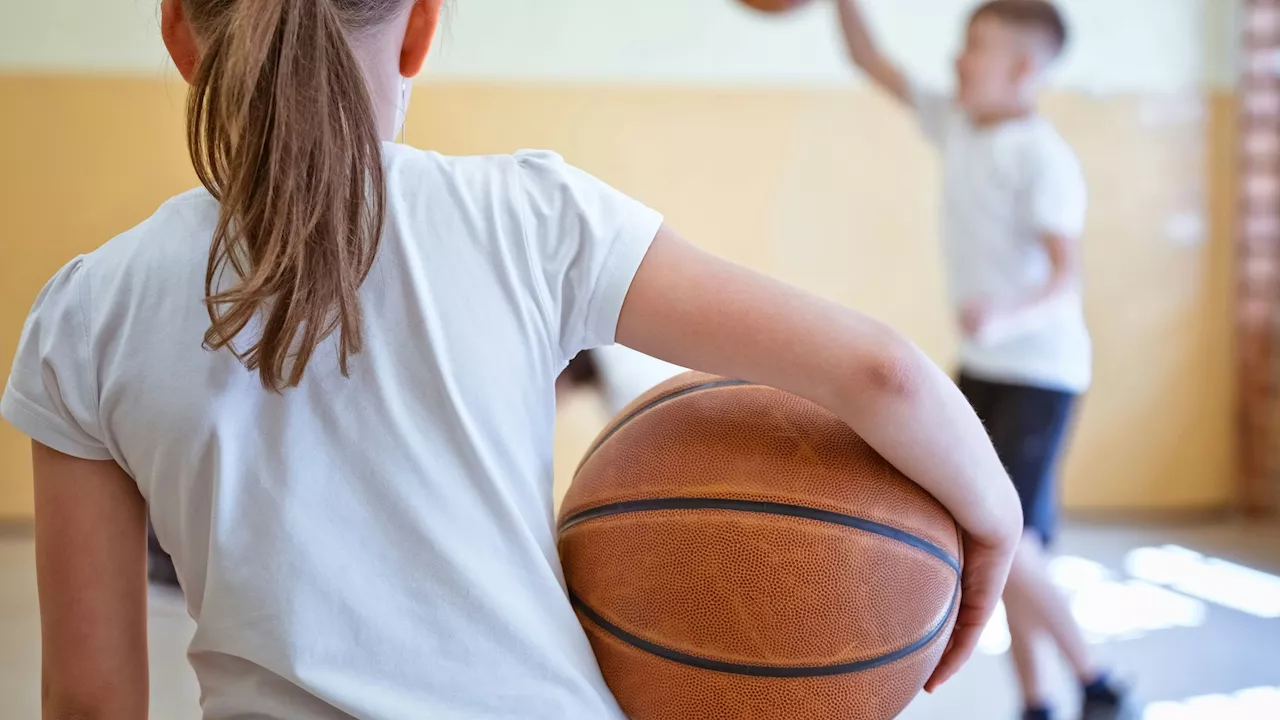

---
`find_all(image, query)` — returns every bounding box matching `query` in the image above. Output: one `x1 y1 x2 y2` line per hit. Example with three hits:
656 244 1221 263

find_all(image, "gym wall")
0 0 1240 520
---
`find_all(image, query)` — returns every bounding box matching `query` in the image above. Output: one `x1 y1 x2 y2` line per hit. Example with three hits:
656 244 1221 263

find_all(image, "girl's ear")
161 0 199 83
401 0 444 78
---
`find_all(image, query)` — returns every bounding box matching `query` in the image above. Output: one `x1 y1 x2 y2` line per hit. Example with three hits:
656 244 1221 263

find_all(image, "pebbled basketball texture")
558 372 962 720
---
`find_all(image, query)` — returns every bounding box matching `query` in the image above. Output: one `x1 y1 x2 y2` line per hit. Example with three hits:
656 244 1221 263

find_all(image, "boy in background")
557 346 685 416
832 1 1133 718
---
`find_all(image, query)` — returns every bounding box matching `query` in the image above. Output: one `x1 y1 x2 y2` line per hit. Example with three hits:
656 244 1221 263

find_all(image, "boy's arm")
961 231 1079 340
835 0 910 104
964 144 1087 341
1024 231 1076 310
1029 145 1088 304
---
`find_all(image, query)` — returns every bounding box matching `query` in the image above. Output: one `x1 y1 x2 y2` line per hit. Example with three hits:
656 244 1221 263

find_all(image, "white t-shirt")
2 144 663 720
913 86 1092 392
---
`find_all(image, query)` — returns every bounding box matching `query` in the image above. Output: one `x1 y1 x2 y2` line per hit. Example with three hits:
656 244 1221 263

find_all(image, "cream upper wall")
0 0 1239 92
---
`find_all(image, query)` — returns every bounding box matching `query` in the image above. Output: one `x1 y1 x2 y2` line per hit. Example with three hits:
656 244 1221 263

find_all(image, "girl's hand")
925 531 1018 692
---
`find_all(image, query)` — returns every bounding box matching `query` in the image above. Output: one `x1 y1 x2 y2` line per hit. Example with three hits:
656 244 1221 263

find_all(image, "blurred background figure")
558 346 686 416
834 1 1129 717
2 1 1280 719
147 522 180 589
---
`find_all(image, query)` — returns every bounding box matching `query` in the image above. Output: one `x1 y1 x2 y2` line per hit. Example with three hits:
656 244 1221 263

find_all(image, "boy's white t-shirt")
2 144 663 720
913 86 1092 393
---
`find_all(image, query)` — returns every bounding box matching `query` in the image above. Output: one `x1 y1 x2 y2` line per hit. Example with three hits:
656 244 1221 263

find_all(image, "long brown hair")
183 0 404 390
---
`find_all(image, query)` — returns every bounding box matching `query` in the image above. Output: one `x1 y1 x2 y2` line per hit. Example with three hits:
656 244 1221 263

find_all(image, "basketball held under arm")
617 228 1022 687
33 443 149 720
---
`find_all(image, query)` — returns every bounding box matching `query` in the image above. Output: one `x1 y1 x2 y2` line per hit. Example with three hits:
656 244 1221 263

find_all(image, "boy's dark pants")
957 373 1077 544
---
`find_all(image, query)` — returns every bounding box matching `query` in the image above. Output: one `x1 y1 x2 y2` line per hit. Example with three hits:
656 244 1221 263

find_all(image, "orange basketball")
737 0 813 13
558 373 962 720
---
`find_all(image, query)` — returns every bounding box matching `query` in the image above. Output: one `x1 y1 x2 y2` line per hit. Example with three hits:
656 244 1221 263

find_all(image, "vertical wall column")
1239 0 1280 514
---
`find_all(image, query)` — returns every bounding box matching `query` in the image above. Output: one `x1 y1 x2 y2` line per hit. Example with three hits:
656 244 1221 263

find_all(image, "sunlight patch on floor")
1144 686 1280 719
1126 545 1280 619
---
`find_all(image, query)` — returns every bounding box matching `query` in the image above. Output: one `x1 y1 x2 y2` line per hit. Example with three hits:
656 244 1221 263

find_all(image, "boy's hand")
959 297 1000 339
924 530 1018 692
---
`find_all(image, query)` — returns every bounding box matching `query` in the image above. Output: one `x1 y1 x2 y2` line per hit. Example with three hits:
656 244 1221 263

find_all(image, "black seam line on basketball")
570 578 960 679
558 498 960 573
573 379 756 477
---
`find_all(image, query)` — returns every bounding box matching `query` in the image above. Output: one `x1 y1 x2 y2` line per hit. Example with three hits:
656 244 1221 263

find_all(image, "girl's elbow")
857 330 926 401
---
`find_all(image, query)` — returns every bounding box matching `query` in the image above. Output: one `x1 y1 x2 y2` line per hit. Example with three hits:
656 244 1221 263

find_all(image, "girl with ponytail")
5 1 1021 717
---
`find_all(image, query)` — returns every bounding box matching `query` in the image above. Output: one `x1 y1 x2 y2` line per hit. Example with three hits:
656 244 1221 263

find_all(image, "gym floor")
1 521 1277 720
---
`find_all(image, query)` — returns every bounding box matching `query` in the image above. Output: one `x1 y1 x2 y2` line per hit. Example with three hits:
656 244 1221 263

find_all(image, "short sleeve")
1027 137 1089 238
909 80 958 147
1 258 111 460
514 151 664 364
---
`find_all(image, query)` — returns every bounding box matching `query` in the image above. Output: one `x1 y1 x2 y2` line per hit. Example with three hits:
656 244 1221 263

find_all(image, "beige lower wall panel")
0 76 1235 518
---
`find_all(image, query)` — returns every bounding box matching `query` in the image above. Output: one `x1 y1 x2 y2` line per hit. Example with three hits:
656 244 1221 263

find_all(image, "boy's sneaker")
1081 676 1138 720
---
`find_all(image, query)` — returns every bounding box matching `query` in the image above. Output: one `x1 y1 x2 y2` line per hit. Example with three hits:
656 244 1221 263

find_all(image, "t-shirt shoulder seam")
581 209 662 348
581 227 630 342
1 384 112 460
